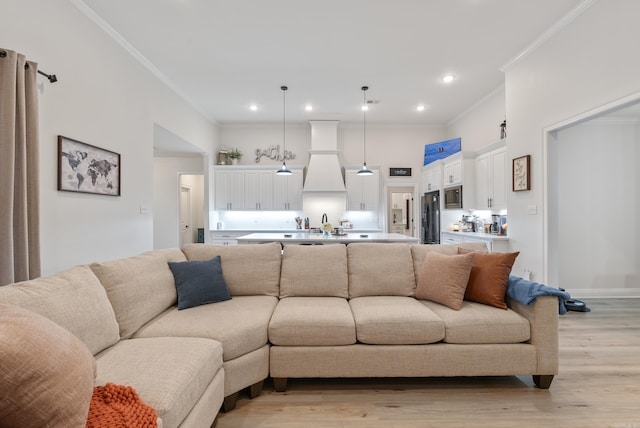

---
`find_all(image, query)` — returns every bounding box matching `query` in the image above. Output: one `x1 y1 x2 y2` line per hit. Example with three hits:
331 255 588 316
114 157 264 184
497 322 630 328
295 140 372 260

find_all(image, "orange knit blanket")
86 383 158 428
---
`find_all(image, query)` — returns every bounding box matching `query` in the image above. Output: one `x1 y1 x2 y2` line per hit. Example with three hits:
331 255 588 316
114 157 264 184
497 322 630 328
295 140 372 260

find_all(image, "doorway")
179 174 205 248
387 186 415 237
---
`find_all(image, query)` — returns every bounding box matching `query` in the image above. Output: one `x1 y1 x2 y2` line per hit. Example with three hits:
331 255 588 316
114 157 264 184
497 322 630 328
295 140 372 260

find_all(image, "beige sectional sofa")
0 242 559 428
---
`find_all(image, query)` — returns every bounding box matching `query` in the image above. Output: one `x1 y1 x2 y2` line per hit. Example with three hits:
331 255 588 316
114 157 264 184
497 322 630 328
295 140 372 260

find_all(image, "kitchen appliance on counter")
490 214 508 235
421 191 440 244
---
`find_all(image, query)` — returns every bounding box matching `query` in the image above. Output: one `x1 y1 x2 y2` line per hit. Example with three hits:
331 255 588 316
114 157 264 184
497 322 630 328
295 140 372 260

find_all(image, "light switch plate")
527 205 537 215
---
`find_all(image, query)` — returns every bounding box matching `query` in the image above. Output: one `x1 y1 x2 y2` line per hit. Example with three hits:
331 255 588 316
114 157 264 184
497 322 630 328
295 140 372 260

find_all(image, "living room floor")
217 299 640 427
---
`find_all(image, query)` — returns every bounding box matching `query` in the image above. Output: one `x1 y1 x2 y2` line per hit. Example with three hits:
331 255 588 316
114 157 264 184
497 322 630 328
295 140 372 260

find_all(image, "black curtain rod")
0 49 57 83
37 69 57 83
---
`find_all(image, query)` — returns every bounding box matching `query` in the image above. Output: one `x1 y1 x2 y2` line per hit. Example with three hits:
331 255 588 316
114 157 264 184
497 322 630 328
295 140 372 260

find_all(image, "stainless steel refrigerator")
421 191 440 244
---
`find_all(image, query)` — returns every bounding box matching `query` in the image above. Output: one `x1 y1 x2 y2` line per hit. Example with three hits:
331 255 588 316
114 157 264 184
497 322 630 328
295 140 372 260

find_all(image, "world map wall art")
57 135 121 196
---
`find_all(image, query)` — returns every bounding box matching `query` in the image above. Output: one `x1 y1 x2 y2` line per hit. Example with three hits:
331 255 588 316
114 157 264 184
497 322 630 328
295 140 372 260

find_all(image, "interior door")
179 185 192 247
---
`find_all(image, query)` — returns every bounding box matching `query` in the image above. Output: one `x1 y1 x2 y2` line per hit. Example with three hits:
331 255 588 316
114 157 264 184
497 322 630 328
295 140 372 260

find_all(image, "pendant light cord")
362 86 367 164
281 85 287 158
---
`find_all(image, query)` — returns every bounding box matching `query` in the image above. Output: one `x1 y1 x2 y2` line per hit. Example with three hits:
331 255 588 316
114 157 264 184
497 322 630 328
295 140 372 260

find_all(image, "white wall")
2 0 216 275
550 119 639 296
504 0 640 291
153 158 205 249
446 86 506 152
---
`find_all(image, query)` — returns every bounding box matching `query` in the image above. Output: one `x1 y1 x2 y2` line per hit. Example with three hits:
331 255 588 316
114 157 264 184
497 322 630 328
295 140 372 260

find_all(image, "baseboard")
567 288 640 299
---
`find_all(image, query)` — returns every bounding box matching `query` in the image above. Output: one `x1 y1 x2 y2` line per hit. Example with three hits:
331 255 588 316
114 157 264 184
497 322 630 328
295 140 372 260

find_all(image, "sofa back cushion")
411 243 487 283
181 243 281 296
0 304 96 428
280 244 348 298
347 243 416 297
0 265 119 355
90 248 186 339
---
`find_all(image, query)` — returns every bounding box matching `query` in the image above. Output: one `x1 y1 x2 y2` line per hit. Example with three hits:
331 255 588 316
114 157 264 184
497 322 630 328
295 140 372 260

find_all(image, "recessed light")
361 105 369 111
249 104 258 111
442 74 455 83
305 105 313 112
417 105 425 112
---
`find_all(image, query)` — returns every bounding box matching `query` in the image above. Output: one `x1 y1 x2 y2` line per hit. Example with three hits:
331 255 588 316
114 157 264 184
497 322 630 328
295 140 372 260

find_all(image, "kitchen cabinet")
214 169 244 210
245 170 274 210
273 169 303 211
440 231 509 252
345 168 380 211
441 152 475 209
210 231 243 246
214 165 304 211
443 158 463 187
422 162 442 193
475 143 507 210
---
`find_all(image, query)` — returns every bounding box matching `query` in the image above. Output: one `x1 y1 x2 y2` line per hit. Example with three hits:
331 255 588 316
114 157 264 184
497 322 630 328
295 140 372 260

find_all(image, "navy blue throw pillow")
168 256 232 310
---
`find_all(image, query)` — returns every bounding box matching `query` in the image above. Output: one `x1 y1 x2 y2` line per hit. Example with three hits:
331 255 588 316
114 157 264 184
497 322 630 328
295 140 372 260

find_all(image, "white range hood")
303 120 346 192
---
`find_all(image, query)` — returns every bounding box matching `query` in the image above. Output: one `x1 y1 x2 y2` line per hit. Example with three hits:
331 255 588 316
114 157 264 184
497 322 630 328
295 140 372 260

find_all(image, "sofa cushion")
269 297 356 346
458 249 519 310
0 304 96 428
182 243 281 296
90 248 186 339
0 265 119 354
421 300 531 344
95 337 222 428
347 243 415 297
280 244 348 298
411 243 487 283
134 295 278 361
415 251 474 310
168 256 232 310
349 296 445 344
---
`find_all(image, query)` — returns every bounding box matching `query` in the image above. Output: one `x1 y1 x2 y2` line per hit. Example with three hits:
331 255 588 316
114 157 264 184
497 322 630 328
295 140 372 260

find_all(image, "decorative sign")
255 145 296 163
389 167 412 177
424 137 461 166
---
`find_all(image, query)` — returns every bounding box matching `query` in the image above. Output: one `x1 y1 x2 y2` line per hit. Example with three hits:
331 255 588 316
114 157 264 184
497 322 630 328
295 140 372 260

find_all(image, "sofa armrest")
506 295 559 375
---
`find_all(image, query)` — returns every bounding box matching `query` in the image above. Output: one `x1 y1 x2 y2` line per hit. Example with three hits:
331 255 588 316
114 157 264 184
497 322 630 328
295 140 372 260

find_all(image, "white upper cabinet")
443 157 463 187
214 166 304 211
475 143 507 210
345 168 380 211
422 162 442 193
214 169 245 210
273 169 303 211
244 170 274 211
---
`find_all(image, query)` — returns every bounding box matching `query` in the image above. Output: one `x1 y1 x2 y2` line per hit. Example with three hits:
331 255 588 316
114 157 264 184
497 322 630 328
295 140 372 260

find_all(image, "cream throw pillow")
0 304 96 428
415 252 474 310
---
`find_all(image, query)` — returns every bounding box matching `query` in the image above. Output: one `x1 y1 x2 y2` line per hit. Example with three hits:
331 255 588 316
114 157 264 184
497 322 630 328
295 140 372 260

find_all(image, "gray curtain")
0 48 41 286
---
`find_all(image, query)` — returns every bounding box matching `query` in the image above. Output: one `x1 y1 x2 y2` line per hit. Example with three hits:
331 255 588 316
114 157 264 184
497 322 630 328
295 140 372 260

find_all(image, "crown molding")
69 0 215 124
500 0 597 72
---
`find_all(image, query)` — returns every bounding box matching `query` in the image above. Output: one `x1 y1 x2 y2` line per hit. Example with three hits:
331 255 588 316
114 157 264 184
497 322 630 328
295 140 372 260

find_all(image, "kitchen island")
236 232 419 245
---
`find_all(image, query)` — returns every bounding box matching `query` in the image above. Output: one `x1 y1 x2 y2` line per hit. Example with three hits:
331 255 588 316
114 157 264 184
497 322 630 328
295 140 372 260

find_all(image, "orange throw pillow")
416 251 474 310
458 249 519 310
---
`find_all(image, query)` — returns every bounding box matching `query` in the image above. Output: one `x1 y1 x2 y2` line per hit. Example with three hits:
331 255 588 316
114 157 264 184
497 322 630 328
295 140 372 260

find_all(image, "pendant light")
276 85 292 175
357 85 373 176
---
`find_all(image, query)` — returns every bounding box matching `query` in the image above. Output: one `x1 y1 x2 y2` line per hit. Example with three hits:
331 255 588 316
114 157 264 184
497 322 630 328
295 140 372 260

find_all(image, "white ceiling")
77 0 586 126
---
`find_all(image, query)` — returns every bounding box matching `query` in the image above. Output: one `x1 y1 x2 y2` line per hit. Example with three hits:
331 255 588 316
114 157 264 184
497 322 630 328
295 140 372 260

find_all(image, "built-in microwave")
444 185 463 209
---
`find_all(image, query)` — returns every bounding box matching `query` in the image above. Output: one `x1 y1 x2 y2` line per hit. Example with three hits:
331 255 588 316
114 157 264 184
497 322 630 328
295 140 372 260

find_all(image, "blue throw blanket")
506 275 571 315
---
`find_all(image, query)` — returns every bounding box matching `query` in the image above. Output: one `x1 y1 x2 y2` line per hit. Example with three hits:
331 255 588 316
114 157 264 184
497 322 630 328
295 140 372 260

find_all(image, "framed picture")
512 155 531 192
58 135 121 196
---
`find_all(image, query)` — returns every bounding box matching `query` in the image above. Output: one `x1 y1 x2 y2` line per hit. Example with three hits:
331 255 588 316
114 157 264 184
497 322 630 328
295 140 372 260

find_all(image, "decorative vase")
323 230 330 238
231 159 238 165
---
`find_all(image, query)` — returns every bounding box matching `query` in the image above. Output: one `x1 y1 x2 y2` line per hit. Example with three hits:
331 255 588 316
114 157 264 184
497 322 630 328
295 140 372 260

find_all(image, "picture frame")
58 135 121 196
512 155 531 192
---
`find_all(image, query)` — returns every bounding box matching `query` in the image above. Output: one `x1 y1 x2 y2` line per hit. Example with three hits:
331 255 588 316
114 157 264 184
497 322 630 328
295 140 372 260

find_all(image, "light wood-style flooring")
217 299 640 427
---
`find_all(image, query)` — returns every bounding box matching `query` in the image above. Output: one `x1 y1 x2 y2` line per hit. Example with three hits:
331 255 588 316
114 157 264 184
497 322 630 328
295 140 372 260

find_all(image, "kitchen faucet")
321 213 328 224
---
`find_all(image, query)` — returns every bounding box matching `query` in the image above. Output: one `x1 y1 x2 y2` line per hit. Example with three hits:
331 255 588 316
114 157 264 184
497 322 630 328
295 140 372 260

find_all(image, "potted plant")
227 148 242 165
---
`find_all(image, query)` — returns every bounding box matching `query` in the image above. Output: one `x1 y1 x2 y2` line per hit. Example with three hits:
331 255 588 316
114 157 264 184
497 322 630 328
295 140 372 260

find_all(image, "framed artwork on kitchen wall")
512 155 531 192
58 135 121 196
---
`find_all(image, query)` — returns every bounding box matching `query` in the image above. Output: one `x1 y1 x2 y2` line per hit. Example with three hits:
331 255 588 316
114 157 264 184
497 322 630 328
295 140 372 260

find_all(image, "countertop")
441 231 509 241
236 232 419 244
